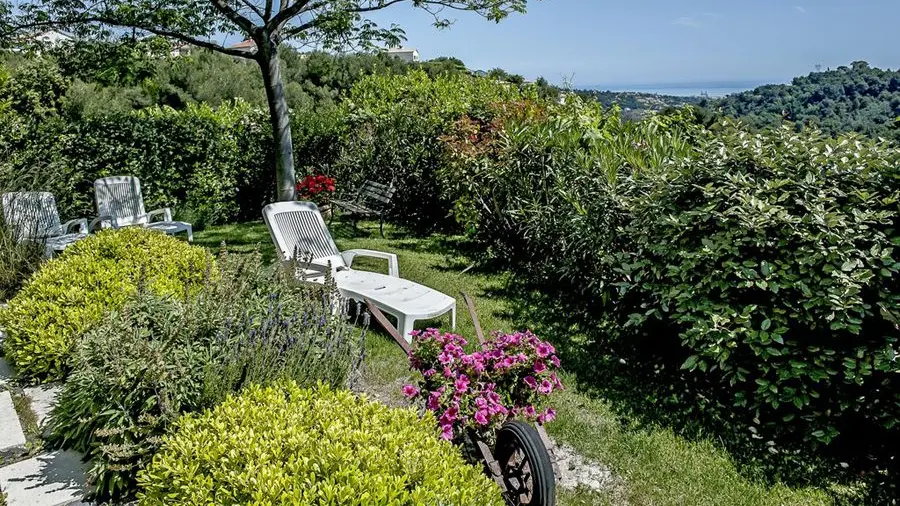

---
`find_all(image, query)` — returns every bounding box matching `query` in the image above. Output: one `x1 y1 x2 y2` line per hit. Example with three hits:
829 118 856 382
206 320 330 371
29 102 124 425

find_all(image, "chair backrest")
94 176 148 227
262 201 345 270
357 180 395 210
1 192 62 241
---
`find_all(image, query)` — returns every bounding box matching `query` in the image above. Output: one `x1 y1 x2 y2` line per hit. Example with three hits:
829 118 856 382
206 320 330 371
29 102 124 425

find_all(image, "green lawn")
194 220 834 506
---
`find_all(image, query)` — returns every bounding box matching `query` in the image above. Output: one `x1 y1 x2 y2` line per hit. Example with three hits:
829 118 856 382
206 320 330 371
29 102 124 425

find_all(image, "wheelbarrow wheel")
494 420 556 506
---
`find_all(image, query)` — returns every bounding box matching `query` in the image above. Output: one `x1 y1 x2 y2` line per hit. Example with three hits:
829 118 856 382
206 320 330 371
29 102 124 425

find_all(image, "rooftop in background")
384 47 420 63
229 39 258 55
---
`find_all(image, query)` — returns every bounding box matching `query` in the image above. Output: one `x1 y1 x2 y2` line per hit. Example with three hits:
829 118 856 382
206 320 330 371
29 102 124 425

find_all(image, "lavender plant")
201 290 368 406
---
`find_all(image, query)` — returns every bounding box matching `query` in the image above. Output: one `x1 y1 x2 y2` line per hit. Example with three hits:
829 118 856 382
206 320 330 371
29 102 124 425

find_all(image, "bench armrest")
61 218 88 235
88 215 117 231
342 249 399 278
146 208 173 222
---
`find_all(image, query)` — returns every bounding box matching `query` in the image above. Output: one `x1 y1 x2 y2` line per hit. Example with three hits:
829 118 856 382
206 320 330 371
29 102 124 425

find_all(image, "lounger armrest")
61 218 88 235
88 215 116 231
146 208 173 222
280 259 331 282
342 249 399 278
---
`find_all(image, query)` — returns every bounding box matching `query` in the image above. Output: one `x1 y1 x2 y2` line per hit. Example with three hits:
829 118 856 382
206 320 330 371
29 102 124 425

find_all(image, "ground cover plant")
137 382 504 506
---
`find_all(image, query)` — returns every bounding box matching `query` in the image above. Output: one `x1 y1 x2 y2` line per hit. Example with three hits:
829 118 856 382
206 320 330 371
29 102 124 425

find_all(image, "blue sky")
364 0 900 87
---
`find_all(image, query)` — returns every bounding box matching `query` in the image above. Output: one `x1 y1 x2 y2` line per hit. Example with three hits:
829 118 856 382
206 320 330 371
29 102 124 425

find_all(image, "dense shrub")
59 101 271 225
0 228 214 381
617 127 900 482
45 250 366 501
137 382 503 506
446 106 900 490
335 70 524 232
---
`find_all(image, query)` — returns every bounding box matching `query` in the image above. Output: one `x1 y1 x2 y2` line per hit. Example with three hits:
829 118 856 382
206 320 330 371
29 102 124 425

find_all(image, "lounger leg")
397 315 416 344
450 305 457 331
379 216 385 238
185 225 194 242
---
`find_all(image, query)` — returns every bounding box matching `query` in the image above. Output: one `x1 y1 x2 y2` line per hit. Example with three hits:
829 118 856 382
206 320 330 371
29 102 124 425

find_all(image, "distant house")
170 42 193 57
385 47 420 63
229 39 258 55
32 30 73 46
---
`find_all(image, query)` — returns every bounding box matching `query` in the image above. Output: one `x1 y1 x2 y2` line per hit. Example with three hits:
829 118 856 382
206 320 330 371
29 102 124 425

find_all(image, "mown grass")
194 220 834 506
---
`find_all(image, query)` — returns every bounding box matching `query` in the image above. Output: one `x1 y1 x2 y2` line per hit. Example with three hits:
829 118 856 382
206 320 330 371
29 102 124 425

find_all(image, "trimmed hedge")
0 228 214 381
137 382 503 506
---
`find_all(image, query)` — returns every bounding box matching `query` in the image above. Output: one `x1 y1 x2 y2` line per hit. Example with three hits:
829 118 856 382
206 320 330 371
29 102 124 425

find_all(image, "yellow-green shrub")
137 382 504 506
0 228 214 381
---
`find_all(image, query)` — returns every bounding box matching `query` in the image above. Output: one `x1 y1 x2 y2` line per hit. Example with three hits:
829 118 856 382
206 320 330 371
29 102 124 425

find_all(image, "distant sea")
588 80 779 98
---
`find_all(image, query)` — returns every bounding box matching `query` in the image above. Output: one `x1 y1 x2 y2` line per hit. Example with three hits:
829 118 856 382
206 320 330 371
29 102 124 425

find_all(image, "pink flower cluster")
405 329 563 440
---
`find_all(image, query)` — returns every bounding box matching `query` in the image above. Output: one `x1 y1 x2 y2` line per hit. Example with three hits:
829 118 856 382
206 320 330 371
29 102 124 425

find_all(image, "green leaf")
760 319 771 331
680 355 699 370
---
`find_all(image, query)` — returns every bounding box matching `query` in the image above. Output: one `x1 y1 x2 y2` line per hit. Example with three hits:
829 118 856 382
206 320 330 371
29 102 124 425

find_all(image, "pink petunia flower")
455 375 470 393
534 361 547 373
402 384 419 398
524 376 538 389
474 409 490 426
440 424 454 440
536 342 554 358
539 379 554 394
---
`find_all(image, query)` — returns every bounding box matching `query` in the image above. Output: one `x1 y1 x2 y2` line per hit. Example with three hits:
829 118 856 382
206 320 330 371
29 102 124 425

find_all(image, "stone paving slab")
24 385 61 428
0 451 89 506
0 357 13 389
0 390 26 457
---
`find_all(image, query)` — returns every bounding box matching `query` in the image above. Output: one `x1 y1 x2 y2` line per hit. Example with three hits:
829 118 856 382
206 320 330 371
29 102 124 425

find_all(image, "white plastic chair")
1 192 93 257
263 201 456 341
93 176 193 241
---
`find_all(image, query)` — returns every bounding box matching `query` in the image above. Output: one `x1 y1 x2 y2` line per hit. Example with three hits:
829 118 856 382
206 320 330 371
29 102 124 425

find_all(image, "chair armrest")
146 208 173 222
88 215 117 231
61 218 88 234
341 249 399 277
280 259 333 283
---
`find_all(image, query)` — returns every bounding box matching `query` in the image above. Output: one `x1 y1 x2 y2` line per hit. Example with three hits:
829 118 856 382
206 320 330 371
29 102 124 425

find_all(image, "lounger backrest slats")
1 192 62 241
263 201 345 269
358 181 395 207
94 176 148 227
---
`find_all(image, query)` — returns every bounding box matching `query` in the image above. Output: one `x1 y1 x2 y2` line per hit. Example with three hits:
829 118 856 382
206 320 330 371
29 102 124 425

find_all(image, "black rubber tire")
494 421 556 506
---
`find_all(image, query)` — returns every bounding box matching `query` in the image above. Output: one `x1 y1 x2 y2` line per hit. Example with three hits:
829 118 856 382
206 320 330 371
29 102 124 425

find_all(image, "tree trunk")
257 36 296 201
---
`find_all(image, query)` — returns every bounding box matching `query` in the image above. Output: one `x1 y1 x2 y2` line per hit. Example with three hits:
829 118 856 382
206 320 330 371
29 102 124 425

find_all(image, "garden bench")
1 192 101 257
330 180 395 237
93 176 193 241
263 201 456 341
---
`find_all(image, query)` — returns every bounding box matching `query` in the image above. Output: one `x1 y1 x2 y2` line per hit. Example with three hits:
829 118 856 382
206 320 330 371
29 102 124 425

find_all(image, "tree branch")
6 17 256 59
267 0 313 32
238 0 266 20
209 0 259 34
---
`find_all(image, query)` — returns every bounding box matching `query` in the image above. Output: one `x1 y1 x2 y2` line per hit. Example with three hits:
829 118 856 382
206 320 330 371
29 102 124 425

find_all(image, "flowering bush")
405 329 562 440
296 173 336 205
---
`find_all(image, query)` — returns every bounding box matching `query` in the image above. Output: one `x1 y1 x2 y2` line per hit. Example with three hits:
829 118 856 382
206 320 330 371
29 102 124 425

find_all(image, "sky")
363 0 900 88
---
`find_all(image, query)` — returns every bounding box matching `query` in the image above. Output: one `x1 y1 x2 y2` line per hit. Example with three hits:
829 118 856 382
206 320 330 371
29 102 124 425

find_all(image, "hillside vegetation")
711 61 900 141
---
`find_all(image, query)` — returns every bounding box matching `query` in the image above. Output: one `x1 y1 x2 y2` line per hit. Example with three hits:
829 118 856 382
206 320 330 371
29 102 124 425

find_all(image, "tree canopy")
1 0 535 201
710 62 900 142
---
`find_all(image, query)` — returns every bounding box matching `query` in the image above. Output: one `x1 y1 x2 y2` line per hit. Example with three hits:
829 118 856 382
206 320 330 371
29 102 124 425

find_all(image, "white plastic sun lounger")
263 201 456 341
1 192 94 257
94 176 193 241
